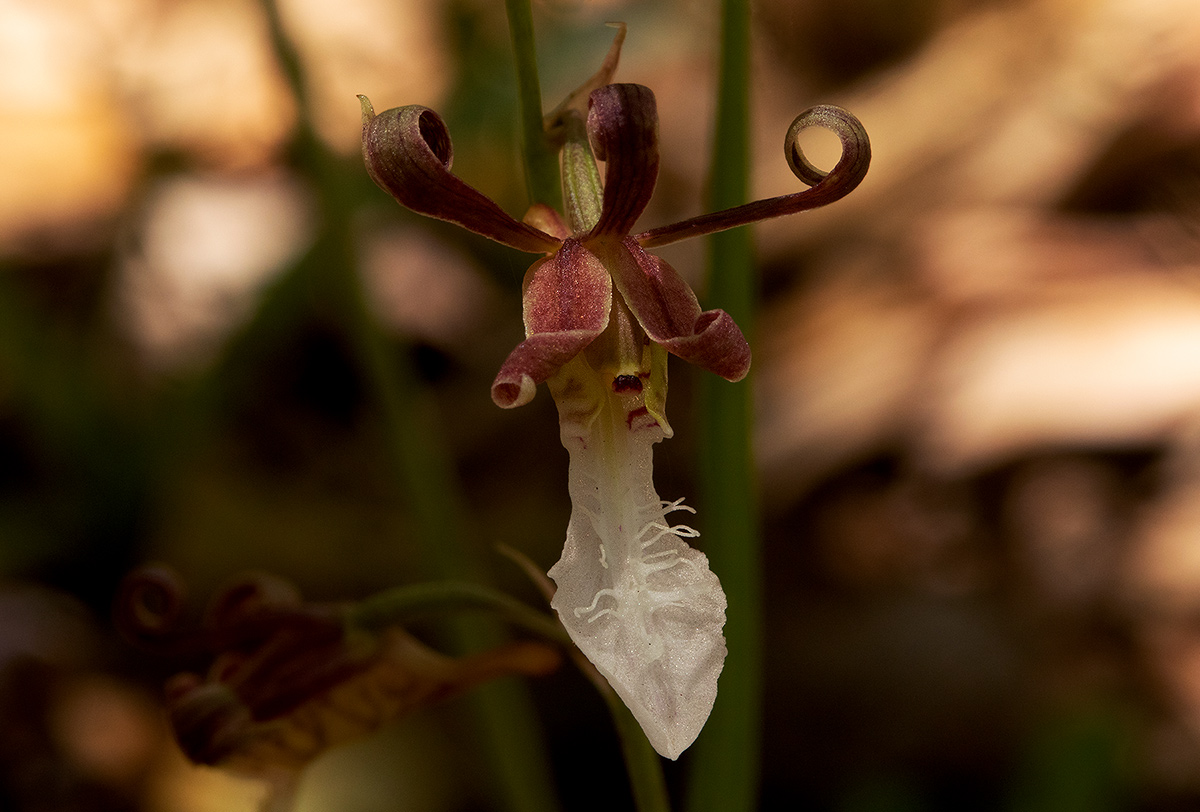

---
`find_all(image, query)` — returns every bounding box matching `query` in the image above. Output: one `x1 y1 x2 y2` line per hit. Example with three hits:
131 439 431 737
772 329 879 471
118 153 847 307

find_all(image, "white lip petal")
547 363 727 760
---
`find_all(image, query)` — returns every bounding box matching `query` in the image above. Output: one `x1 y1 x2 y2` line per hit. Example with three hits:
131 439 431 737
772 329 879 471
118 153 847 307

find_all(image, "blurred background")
4 0 1200 809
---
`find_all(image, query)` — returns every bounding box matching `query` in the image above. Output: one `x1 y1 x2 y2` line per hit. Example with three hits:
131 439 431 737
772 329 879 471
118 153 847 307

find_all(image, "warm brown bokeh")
6 0 1200 809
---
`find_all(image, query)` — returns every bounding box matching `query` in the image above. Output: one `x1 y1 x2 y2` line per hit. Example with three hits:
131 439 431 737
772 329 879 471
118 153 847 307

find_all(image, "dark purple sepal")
585 84 660 239
361 100 561 254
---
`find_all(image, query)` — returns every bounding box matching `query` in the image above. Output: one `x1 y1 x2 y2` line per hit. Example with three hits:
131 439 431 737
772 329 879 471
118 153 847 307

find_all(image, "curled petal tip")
635 103 871 248
491 328 611 410
357 94 375 126
361 104 560 254
492 375 537 409
673 308 751 382
719 350 751 383
785 104 871 195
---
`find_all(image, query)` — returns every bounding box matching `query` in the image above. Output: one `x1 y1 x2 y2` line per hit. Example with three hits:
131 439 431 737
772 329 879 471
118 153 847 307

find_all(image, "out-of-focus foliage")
5 0 1200 809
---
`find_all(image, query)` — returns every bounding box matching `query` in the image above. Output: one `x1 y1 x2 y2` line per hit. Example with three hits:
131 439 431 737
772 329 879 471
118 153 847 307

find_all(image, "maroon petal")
635 105 870 248
600 238 750 381
585 84 660 238
361 98 560 254
492 240 613 407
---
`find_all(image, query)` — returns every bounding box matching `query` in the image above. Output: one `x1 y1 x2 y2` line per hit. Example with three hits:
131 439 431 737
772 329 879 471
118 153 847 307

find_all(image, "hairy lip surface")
547 355 726 760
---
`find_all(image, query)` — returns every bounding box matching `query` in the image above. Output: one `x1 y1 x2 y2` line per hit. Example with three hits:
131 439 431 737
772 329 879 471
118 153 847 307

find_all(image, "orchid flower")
360 49 868 759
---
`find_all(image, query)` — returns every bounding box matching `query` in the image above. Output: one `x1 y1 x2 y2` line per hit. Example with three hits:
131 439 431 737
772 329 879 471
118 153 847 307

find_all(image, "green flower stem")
556 621 670 812
602 689 674 812
346 581 571 645
253 4 560 811
505 0 562 210
687 0 762 810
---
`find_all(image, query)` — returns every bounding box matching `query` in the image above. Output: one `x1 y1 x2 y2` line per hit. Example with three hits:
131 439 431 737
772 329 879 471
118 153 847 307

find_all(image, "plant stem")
504 0 562 210
347 581 571 645
603 690 674 812
687 0 762 810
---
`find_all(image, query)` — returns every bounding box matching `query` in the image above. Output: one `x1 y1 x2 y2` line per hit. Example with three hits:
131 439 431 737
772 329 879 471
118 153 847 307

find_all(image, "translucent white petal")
547 360 727 760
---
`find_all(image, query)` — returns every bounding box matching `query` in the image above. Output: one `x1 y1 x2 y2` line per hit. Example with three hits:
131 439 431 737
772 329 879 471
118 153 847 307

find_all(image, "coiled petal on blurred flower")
116 568 559 805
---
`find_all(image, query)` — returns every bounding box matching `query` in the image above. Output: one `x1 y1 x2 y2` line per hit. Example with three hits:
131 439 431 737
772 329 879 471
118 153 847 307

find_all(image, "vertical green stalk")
602 691 673 812
258 3 559 811
504 0 562 210
687 0 762 810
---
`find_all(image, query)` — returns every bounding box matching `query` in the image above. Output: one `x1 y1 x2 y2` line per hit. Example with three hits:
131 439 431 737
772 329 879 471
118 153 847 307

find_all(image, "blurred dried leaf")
117 568 560 809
